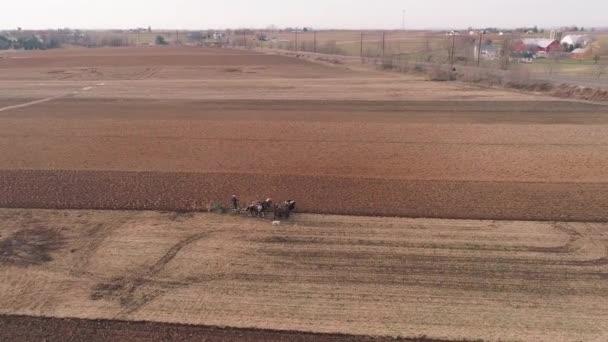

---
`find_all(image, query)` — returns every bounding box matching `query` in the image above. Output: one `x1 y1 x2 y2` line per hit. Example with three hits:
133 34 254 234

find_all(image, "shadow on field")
0 227 64 267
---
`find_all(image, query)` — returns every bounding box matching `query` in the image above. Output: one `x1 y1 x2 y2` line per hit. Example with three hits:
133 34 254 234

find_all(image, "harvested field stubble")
2 209 608 341
0 209 607 342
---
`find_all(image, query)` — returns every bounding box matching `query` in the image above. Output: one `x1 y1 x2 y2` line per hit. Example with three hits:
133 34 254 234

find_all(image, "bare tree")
499 38 512 70
546 53 562 77
597 64 606 80
424 35 433 62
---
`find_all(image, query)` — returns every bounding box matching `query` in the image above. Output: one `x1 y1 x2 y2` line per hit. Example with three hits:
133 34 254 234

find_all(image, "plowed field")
0 315 450 342
0 66 607 220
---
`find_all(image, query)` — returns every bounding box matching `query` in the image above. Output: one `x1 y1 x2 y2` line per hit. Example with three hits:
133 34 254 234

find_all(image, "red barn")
516 38 562 54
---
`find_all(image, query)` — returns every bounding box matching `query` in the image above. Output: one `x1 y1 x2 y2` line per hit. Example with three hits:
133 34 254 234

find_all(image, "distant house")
474 42 499 60
561 35 592 49
212 32 226 40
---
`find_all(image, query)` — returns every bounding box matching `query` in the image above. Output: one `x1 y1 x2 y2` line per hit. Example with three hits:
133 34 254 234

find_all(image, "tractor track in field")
90 232 213 317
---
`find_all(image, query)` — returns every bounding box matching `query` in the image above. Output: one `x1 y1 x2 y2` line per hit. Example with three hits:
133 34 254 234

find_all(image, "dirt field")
1 46 608 221
1 46 608 341
0 315 454 342
0 209 607 342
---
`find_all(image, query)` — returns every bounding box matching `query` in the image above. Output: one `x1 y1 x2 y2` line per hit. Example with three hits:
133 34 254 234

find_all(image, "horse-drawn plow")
233 198 297 220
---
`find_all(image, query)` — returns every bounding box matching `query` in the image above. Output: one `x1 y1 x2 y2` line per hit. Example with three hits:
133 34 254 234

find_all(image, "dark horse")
274 200 296 219
247 198 273 217
246 203 264 217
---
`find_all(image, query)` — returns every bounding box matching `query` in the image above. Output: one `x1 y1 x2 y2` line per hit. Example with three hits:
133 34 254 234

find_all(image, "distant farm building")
212 32 226 40
571 47 592 60
473 42 499 60
560 35 592 50
513 39 562 57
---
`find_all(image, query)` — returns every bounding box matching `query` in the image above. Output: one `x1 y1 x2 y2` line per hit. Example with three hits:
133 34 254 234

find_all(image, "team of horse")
242 198 297 220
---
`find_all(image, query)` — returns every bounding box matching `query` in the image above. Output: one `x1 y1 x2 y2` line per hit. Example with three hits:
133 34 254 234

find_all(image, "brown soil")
0 315 466 342
0 50 607 216
2 170 608 222
0 47 310 69
1 96 608 221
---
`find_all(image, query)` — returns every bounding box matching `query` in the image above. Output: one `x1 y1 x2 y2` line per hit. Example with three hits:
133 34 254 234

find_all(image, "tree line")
0 35 61 50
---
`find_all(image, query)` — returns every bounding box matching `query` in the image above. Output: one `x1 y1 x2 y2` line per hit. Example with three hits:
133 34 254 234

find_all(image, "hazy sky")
4 0 607 30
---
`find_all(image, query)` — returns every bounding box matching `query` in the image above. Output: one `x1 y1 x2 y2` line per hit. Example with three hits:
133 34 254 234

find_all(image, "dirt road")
1 209 606 342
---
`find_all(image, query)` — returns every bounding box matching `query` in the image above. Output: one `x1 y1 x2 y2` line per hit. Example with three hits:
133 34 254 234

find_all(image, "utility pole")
450 32 456 68
260 31 264 51
313 31 317 53
243 31 246 48
295 29 298 52
382 31 386 57
477 31 483 67
360 31 364 60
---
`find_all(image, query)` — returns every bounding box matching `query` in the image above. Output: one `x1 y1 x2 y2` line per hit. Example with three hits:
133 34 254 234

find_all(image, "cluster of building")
476 33 595 62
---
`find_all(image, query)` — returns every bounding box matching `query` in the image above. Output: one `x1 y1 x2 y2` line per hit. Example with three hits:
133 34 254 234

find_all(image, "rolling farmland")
0 46 607 341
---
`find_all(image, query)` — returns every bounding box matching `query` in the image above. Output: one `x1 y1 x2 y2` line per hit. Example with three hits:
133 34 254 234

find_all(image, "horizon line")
2 25 607 32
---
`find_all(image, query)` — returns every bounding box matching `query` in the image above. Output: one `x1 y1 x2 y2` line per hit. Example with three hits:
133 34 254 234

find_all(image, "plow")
233 198 297 220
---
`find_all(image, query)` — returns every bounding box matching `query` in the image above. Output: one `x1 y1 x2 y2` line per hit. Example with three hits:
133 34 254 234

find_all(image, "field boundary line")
0 83 105 114
0 96 67 113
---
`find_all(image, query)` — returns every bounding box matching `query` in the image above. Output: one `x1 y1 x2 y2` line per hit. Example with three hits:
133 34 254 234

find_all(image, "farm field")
1 46 608 221
1 46 608 341
1 209 607 342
